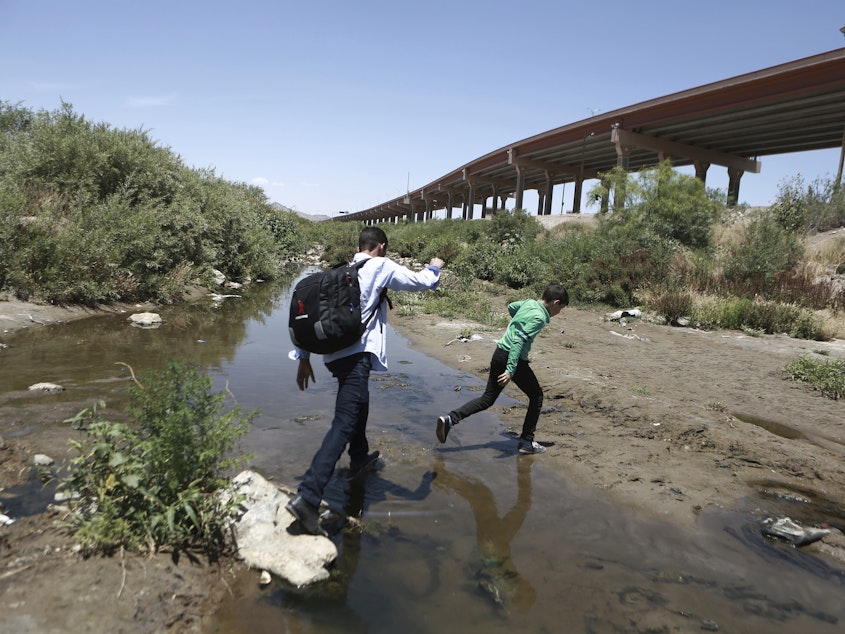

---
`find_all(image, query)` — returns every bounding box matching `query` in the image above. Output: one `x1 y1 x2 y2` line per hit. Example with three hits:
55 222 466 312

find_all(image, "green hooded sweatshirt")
497 299 550 376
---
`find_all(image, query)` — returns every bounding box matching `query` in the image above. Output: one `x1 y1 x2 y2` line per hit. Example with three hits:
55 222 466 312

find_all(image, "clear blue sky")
2 0 843 216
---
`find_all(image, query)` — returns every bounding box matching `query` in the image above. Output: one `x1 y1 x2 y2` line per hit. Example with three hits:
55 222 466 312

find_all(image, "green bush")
60 362 256 555
592 162 723 249
770 175 808 231
690 296 827 339
720 212 804 288
773 174 845 234
784 355 845 400
0 101 299 303
483 208 542 246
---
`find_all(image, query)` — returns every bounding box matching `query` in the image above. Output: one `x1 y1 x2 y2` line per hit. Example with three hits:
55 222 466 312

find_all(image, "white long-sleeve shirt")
294 253 440 371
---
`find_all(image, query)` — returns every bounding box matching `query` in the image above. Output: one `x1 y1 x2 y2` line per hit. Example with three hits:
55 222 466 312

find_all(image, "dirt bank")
396 305 845 538
3 295 845 630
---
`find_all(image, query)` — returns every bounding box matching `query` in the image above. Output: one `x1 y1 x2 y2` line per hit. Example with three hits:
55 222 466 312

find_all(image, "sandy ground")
3 295 845 631
398 305 845 534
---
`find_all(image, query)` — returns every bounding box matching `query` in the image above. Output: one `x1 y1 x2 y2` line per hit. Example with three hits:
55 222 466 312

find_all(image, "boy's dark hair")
542 283 569 306
359 226 388 252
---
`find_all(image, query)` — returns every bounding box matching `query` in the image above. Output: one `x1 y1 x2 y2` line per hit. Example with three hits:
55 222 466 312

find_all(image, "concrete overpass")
335 47 845 224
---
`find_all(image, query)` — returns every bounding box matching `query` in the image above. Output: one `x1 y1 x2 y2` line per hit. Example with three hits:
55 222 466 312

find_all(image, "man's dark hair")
359 226 388 252
542 283 569 306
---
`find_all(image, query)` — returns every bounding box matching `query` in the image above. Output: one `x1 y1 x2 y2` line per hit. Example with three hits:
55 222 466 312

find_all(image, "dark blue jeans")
449 346 543 442
298 352 372 508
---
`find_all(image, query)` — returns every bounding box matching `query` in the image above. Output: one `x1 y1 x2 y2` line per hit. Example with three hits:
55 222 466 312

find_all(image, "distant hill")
269 202 330 222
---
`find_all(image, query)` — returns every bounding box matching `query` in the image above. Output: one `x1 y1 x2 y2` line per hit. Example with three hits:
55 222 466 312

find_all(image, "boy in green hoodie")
436 283 569 454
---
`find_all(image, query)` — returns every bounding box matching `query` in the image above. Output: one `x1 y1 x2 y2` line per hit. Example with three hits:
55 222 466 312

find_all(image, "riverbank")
0 295 240 633
394 301 845 543
3 294 845 631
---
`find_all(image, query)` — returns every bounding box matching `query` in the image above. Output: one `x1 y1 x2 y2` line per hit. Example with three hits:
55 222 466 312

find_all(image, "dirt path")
3 297 845 631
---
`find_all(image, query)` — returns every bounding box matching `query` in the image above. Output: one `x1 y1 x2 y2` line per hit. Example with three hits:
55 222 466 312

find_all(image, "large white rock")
128 312 162 327
28 382 64 392
229 470 337 587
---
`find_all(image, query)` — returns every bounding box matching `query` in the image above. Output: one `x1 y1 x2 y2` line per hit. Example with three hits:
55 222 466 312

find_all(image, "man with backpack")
286 226 445 536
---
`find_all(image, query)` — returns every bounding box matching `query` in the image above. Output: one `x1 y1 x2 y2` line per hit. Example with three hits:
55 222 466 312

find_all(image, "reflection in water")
235 467 439 634
434 455 535 613
0 275 296 420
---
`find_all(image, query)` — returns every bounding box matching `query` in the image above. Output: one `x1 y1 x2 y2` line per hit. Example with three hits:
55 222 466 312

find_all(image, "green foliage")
392 286 510 328
720 211 804 288
770 175 808 231
592 162 723 249
483 208 542 246
313 221 364 265
263 207 307 260
0 101 301 304
784 355 845 400
317 165 841 340
570 224 675 306
690 296 827 339
773 174 845 233
60 362 256 555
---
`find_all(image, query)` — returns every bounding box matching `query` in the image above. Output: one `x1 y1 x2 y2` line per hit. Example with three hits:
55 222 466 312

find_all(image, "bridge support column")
573 178 583 213
543 172 554 215
727 167 743 207
694 160 710 184
514 166 525 211
491 187 499 215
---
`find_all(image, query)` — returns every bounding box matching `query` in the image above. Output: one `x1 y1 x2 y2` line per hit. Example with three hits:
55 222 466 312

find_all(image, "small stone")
0 513 15 526
259 570 272 586
28 382 64 392
33 454 54 466
128 312 162 327
211 269 226 286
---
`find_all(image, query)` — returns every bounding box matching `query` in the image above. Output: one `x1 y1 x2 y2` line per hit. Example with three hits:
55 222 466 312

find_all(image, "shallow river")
2 277 844 633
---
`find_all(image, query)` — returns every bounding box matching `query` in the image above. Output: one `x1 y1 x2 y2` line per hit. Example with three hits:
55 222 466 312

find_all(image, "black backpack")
288 259 389 354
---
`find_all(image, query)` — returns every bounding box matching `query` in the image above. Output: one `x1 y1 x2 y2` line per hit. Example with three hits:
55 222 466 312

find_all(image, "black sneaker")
436 415 452 443
285 494 327 537
349 450 381 479
518 440 546 454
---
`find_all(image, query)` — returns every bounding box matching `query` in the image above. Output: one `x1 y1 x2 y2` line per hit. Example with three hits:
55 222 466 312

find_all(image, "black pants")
449 346 543 442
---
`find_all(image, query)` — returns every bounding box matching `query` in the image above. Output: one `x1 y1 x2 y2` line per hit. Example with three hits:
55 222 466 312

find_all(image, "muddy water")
3 277 845 633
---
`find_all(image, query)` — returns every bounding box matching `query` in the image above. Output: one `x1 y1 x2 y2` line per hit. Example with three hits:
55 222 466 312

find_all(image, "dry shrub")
806 235 845 274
